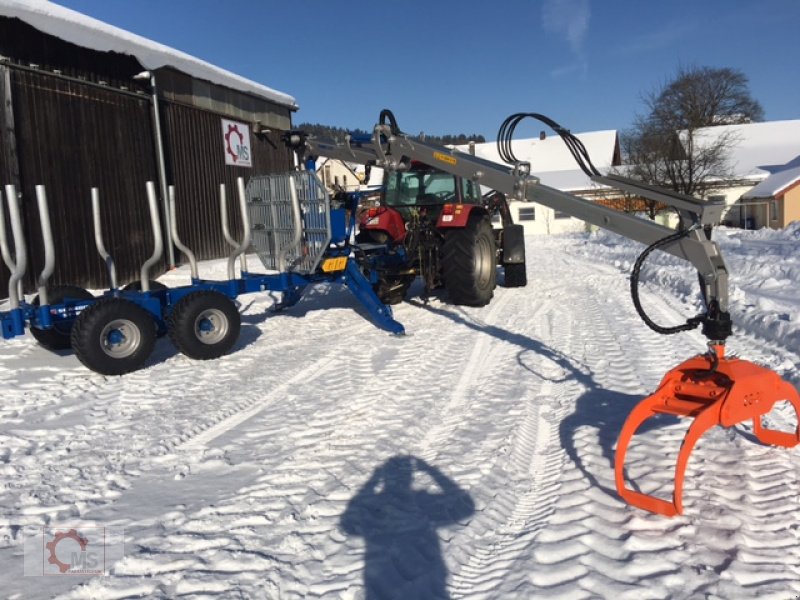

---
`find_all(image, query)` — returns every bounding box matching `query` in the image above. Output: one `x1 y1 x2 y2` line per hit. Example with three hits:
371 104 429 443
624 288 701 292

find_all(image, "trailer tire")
168 291 240 360
122 280 168 292
442 215 496 306
70 298 156 375
503 262 527 288
31 285 94 350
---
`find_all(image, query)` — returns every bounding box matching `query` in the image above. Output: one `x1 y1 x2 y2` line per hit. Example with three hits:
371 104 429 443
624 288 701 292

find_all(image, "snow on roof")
691 119 800 180
743 162 800 198
454 130 619 175
0 0 297 109
450 130 617 192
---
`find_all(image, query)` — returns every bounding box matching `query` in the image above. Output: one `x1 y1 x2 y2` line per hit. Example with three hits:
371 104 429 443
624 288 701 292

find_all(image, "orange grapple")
615 345 800 516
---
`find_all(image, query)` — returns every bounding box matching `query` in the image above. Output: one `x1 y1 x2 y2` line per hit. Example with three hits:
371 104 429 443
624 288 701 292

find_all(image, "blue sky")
53 0 800 139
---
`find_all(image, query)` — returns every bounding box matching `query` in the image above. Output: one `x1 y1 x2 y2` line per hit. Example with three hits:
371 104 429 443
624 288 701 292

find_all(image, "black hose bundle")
496 113 602 177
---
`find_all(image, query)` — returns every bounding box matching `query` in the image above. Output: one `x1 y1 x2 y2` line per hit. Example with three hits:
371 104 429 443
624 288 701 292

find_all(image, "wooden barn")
0 0 298 297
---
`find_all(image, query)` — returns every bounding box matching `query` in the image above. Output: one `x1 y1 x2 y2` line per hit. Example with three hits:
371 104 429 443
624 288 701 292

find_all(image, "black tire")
441 215 497 306
504 262 527 288
122 280 169 338
70 298 156 375
122 280 168 292
168 291 241 360
373 276 413 305
31 285 94 350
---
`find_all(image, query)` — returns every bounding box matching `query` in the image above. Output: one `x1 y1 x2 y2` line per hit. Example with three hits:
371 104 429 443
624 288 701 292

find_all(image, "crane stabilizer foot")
615 345 800 516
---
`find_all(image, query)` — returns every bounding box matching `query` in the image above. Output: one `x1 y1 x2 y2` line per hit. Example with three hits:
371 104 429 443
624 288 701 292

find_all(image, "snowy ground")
0 225 798 599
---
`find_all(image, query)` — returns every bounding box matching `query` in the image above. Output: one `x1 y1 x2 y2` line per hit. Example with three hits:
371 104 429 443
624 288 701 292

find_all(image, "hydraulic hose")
630 228 705 335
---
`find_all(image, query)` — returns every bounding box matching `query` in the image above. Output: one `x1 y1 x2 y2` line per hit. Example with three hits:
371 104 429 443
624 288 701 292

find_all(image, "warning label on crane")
222 119 253 167
433 151 457 166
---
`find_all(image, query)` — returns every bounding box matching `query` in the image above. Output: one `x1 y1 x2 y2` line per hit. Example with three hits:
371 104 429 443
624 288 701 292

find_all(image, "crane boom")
285 113 731 342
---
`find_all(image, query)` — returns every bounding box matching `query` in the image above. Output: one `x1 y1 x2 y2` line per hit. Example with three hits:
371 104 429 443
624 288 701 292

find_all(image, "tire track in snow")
447 296 581 597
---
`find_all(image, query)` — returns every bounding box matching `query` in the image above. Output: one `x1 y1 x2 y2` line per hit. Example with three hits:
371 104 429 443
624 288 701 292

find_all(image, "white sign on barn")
221 119 252 167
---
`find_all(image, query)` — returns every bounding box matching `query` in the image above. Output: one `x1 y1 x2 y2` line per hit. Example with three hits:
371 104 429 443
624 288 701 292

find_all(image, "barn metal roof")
0 0 297 109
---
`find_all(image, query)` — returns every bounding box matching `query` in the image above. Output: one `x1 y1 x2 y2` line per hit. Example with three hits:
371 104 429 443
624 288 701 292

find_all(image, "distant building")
0 0 297 294
689 120 800 229
741 159 800 228
455 130 621 234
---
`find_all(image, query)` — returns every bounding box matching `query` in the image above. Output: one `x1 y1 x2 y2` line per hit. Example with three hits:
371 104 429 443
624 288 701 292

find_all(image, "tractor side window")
462 180 481 203
421 173 457 202
385 172 420 206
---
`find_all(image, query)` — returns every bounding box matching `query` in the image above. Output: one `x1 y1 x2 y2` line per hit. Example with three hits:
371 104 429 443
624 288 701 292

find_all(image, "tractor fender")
358 206 406 243
501 223 526 264
437 204 485 229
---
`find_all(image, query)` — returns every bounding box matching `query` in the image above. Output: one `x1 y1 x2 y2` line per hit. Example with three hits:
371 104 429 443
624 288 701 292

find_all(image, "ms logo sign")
222 119 253 168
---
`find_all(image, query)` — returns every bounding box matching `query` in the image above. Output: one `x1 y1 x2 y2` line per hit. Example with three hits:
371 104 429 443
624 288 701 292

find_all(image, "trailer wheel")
168 291 241 360
122 280 168 292
504 262 527 288
31 285 94 350
442 215 496 306
70 298 156 375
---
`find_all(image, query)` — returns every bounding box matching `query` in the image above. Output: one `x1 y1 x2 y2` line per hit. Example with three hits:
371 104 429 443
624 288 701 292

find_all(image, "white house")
687 119 800 228
454 130 621 234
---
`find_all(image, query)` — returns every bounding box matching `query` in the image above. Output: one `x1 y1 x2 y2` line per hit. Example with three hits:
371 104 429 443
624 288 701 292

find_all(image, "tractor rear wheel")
168 291 240 360
31 285 94 350
70 298 156 375
441 215 496 306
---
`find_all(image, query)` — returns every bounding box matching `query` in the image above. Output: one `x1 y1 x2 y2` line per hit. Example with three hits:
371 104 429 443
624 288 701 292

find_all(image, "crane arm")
284 112 732 343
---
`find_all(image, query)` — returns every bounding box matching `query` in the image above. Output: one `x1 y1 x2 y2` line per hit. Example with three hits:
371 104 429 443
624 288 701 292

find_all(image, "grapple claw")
615 346 800 516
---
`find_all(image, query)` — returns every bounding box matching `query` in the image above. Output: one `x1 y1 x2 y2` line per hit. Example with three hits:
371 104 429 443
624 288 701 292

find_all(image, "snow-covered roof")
451 130 618 192
691 120 800 180
455 130 619 175
743 162 800 198
0 0 297 109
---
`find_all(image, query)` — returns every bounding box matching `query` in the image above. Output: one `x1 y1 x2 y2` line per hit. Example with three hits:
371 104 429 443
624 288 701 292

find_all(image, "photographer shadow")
341 456 474 599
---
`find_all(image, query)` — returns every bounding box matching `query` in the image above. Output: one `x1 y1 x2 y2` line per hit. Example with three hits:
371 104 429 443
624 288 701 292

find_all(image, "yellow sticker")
433 151 457 166
321 257 348 272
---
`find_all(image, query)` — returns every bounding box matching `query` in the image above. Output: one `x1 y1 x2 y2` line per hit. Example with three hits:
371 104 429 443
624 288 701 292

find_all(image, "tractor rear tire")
31 285 94 351
168 291 241 360
504 262 527 288
70 298 156 375
442 215 496 306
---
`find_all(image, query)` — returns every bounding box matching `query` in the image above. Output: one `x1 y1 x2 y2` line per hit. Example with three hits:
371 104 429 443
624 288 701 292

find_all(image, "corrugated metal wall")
161 101 293 261
0 68 295 299
3 67 160 294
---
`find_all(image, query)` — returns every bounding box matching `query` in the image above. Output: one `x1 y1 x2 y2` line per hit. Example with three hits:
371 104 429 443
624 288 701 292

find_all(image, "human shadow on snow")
341 455 474 600
408 300 677 501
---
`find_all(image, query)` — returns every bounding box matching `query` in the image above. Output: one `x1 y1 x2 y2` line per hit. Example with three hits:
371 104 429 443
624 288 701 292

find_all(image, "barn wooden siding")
161 102 293 262
1 67 294 299
1 65 160 294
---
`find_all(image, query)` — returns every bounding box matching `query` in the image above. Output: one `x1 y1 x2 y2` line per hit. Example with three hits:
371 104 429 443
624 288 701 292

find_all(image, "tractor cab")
382 163 482 220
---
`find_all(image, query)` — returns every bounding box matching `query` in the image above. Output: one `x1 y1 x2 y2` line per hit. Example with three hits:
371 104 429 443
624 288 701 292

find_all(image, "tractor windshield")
384 169 458 207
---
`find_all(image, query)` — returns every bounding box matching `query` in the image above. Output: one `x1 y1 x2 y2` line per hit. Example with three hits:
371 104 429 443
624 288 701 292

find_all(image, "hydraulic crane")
284 109 800 516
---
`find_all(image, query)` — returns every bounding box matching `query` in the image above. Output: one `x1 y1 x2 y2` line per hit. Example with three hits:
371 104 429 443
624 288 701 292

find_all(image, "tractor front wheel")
442 215 496 306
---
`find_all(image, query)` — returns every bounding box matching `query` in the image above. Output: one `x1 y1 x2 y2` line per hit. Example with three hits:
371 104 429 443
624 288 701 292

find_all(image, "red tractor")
354 161 527 305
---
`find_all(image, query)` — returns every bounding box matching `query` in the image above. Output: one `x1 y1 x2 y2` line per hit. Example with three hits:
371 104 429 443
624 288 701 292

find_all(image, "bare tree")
623 66 763 198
